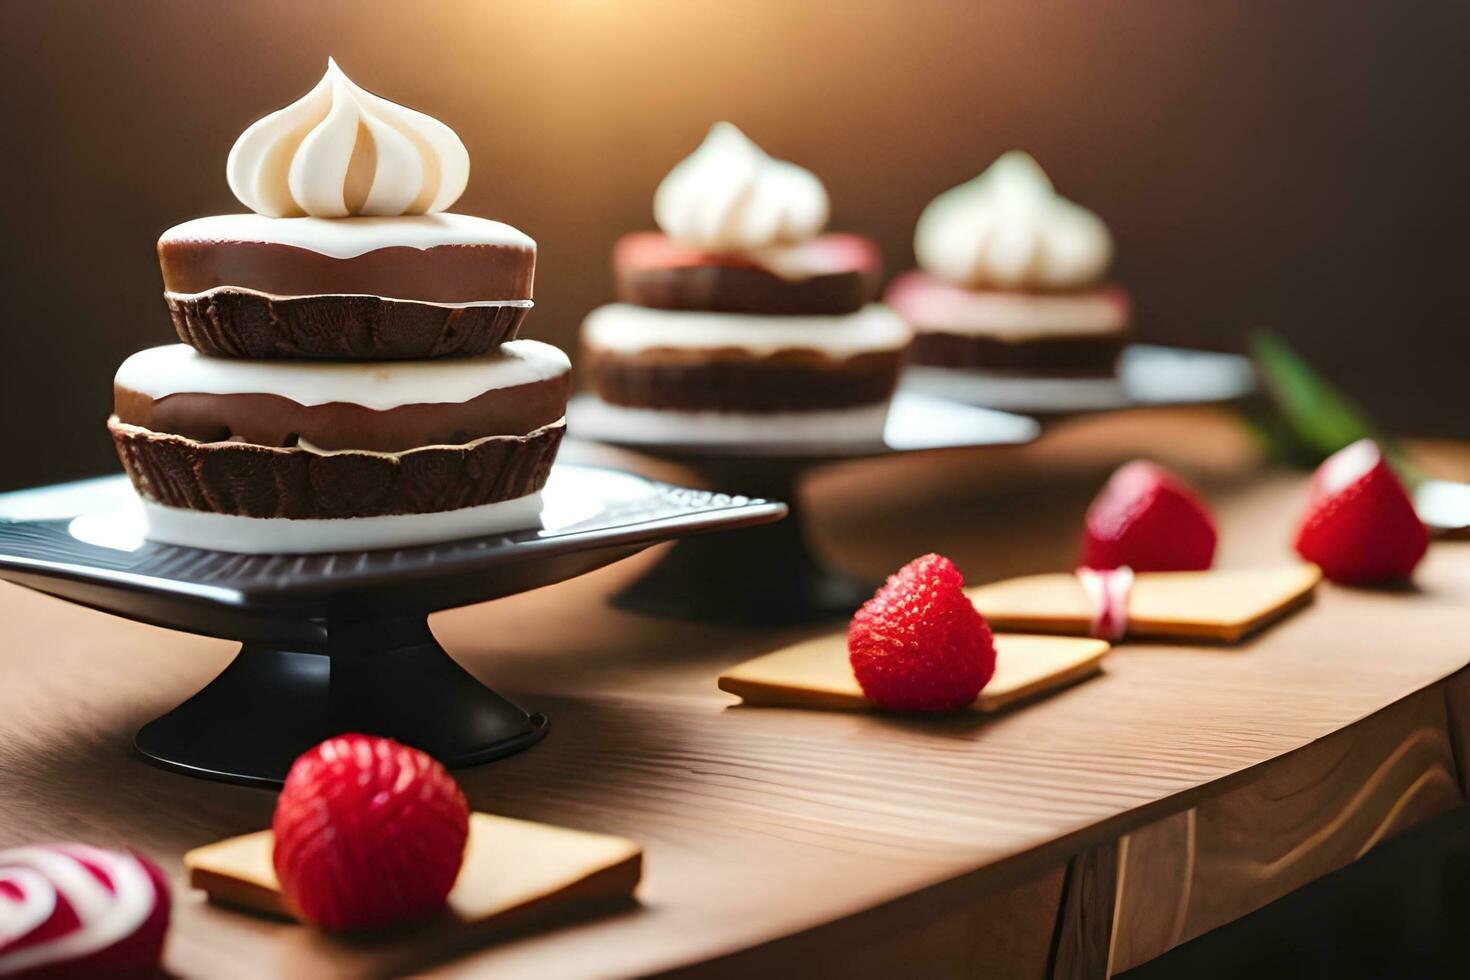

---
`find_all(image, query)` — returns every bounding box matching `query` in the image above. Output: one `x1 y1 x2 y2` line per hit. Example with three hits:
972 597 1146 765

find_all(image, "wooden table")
3 408 1468 978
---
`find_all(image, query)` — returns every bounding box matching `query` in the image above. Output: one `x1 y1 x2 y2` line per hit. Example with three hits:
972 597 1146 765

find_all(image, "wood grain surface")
1 409 1468 978
1108 686 1463 973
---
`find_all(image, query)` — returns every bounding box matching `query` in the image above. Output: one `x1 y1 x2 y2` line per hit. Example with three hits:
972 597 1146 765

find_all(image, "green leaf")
1248 330 1422 484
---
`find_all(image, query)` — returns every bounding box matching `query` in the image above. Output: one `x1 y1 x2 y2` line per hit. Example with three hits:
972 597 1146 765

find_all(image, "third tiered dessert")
887 151 1131 383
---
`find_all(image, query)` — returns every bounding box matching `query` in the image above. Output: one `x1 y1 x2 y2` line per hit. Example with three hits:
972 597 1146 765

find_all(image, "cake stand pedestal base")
135 617 545 788
0 466 785 786
567 392 1043 625
613 460 873 626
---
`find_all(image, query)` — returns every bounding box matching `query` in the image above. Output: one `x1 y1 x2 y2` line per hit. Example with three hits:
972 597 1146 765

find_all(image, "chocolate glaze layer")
583 345 902 411
115 372 570 453
159 240 535 304
909 331 1125 375
617 265 872 316
167 291 527 360
111 418 563 519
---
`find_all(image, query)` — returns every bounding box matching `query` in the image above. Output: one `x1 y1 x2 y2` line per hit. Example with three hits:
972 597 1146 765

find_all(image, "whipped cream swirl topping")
227 58 470 219
653 122 829 252
914 151 1113 291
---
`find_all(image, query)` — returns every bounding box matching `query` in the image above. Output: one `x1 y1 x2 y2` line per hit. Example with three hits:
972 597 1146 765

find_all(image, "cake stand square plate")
0 464 785 786
569 390 1041 459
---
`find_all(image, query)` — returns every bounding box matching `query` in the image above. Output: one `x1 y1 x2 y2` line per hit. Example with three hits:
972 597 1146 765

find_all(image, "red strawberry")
848 553 996 711
1080 460 1217 572
272 735 469 931
1294 439 1428 584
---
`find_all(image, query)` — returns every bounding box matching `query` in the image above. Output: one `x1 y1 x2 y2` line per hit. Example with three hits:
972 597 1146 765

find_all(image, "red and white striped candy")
1077 565 1134 641
0 844 169 978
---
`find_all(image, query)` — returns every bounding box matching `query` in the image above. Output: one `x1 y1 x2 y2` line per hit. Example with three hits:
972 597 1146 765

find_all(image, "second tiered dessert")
580 123 910 446
110 60 570 554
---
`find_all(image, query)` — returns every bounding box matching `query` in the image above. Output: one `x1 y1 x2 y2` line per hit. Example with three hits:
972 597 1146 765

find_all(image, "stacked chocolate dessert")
580 123 910 446
109 60 570 554
887 151 1131 383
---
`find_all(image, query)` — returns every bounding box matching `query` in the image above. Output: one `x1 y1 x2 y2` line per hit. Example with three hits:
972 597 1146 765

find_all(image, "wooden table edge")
660 664 1470 978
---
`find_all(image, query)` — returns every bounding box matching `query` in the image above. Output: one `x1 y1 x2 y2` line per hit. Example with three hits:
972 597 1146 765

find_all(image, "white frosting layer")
912 291 1127 337
115 340 569 408
159 212 532 260
903 365 1129 412
142 492 543 554
570 398 890 452
227 58 469 218
654 123 829 252
914 152 1113 290
165 284 533 310
581 303 911 357
890 277 1129 338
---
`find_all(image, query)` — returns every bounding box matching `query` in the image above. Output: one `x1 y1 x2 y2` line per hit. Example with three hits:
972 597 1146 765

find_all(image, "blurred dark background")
2 0 1467 490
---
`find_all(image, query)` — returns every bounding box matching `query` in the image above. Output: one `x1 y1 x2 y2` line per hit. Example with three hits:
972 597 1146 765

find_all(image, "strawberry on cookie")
848 554 997 712
272 734 470 931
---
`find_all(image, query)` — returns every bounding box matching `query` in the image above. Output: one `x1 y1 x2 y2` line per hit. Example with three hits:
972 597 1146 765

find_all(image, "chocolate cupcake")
581 123 910 446
161 59 534 360
582 304 907 443
110 60 570 552
887 152 1131 379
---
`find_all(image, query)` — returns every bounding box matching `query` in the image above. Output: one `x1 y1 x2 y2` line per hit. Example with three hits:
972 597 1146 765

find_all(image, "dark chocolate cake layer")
613 231 879 316
616 265 871 316
110 418 563 520
114 373 570 454
159 239 535 304
167 291 527 360
909 331 1126 376
583 347 902 412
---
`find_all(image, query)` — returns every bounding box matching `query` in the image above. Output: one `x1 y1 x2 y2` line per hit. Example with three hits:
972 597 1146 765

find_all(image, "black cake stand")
567 392 1041 625
0 465 785 787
